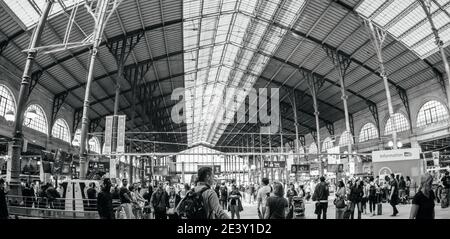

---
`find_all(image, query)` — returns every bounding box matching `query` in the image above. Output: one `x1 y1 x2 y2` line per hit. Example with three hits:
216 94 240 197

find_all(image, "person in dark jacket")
389 174 400 216
150 182 169 219
312 176 329 219
167 185 181 219
349 179 364 219
22 183 34 208
0 178 8 219
87 182 98 211
97 178 114 219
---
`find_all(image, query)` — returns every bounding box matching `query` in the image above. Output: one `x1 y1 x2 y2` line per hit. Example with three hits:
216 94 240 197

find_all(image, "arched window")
384 113 410 135
339 131 354 146
0 84 16 119
89 137 101 154
298 146 305 156
23 104 48 135
359 123 379 142
322 137 333 152
417 100 449 127
308 143 318 154
51 119 71 143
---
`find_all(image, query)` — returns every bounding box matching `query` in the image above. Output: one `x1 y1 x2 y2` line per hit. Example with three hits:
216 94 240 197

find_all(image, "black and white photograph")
0 0 449 235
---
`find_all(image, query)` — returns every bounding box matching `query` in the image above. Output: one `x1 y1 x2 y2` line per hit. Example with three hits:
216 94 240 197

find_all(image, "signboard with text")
103 116 113 154
116 115 126 153
263 160 286 168
291 164 310 173
372 148 421 163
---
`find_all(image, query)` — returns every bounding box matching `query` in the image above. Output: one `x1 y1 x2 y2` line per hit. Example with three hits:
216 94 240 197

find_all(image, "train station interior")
0 0 450 219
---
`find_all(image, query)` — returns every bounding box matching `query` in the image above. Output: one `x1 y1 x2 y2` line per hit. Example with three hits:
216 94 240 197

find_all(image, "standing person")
286 184 298 219
229 185 242 219
119 179 134 219
312 176 329 220
368 177 378 216
22 183 33 208
249 183 256 204
264 182 289 219
256 178 272 219
142 186 153 219
440 171 450 208
405 176 412 203
150 182 169 220
349 180 364 219
362 180 369 214
219 182 228 210
131 185 146 219
86 182 98 211
177 167 229 219
0 179 8 219
410 174 435 219
334 180 346 219
179 184 190 200
167 185 181 219
389 174 400 216
97 178 114 219
399 176 407 204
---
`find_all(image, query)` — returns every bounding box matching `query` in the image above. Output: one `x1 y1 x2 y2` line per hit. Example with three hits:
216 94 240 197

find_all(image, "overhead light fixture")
397 141 403 149
388 141 394 148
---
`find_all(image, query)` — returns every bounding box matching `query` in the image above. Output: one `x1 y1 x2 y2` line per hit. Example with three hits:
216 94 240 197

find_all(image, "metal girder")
428 61 448 98
51 91 69 127
35 19 182 74
27 70 43 98
367 101 381 138
72 108 83 133
397 87 413 133
299 135 306 147
54 50 184 95
323 46 352 77
106 32 144 66
0 29 25 56
89 118 101 133
326 122 335 136
349 114 355 136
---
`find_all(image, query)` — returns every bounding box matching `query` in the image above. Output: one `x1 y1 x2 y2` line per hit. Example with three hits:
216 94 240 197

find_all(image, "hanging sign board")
291 164 310 173
103 116 114 154
263 160 286 168
116 115 126 153
372 148 421 163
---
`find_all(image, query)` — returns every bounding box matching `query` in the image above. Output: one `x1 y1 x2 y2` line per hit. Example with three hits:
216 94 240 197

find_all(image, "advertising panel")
372 148 421 163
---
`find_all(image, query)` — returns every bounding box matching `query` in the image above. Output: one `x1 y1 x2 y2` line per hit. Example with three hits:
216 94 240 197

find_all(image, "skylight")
356 0 450 59
183 0 306 147
3 0 79 29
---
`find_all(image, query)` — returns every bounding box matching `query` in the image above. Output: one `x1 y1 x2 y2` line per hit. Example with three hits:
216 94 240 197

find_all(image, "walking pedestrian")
97 178 114 219
286 184 297 219
229 185 242 219
150 182 169 220
334 180 346 219
119 179 134 219
264 182 289 219
349 179 364 219
312 176 329 220
410 173 435 219
256 178 272 219
368 177 378 216
167 185 181 219
389 174 400 216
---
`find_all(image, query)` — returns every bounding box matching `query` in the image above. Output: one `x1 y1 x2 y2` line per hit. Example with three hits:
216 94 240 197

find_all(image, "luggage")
377 203 382 215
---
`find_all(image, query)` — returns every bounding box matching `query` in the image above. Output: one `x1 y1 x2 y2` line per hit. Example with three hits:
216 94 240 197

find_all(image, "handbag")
334 198 346 209
314 202 320 215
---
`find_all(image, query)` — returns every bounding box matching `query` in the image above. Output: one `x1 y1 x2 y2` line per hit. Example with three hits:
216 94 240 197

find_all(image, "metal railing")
6 195 105 219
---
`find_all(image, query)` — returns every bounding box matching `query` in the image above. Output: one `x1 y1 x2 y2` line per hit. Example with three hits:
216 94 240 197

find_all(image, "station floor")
236 200 450 219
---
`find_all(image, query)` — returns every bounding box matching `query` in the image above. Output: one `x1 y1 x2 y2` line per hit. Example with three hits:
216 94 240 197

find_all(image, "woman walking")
229 185 243 219
349 179 364 219
334 180 346 219
264 182 289 219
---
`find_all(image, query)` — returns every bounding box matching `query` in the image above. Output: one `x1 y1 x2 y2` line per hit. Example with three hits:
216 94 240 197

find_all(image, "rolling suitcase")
377 203 382 215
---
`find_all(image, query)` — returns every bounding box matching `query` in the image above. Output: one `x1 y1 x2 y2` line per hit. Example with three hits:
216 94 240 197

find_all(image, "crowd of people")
0 168 449 220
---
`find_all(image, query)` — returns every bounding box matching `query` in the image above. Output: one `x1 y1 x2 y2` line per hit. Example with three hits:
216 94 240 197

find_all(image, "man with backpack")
312 176 329 219
150 182 170 219
177 167 229 219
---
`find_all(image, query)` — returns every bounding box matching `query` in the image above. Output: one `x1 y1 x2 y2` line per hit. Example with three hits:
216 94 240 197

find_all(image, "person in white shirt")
256 178 272 219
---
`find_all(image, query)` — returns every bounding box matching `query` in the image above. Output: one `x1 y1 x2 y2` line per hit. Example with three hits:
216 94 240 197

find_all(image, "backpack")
177 186 210 219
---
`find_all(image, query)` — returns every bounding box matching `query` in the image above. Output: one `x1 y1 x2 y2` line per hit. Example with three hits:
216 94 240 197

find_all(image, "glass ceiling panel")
183 0 306 146
3 0 79 29
356 0 450 59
